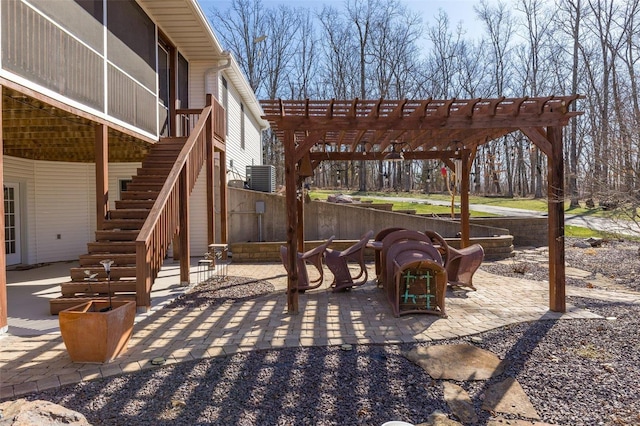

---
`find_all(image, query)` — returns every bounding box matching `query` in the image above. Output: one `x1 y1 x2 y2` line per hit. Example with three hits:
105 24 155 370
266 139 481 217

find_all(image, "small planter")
59 300 136 363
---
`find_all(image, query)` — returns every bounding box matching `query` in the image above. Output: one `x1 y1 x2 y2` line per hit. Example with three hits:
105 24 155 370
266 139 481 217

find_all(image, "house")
0 0 268 332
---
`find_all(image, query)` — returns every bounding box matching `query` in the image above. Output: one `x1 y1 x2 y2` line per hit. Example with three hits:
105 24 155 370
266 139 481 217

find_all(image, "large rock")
406 344 505 381
442 382 478 424
0 399 90 426
482 378 540 420
415 410 463 426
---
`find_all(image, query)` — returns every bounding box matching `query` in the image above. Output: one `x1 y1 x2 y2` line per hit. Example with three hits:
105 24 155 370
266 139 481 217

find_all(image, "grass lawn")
309 189 634 238
309 191 492 217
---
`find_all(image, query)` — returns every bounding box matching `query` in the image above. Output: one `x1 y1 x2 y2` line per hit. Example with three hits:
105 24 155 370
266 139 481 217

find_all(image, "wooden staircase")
49 137 186 314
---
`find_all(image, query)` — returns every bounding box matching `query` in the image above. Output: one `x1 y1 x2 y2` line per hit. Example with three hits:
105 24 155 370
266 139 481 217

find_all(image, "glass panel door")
4 184 21 265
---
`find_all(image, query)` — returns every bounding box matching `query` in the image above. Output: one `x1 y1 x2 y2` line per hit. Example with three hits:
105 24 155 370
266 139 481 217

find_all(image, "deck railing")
175 104 225 140
135 97 224 308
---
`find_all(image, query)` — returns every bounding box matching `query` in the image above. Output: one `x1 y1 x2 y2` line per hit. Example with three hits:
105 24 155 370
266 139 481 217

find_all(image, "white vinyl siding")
108 163 141 209
189 167 208 255
189 61 208 108
34 161 94 263
222 71 262 180
188 63 264 180
3 157 144 264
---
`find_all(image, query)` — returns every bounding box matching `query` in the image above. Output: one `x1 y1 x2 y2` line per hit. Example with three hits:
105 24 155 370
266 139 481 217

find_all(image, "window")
241 103 245 149
222 76 229 136
119 179 132 198
178 52 189 108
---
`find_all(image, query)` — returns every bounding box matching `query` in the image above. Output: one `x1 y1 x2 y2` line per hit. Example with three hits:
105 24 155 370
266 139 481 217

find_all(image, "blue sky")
197 0 485 37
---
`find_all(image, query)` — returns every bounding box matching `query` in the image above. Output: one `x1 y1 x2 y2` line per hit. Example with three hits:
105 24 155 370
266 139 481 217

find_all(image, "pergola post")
297 177 305 252
547 126 566 312
95 124 109 230
284 131 299 314
459 150 471 248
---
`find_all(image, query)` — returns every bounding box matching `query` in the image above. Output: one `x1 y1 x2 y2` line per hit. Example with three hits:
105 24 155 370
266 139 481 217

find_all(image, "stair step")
120 190 160 200
50 295 135 315
130 175 166 184
95 230 139 242
147 149 181 157
102 219 145 230
79 253 137 266
87 241 137 254
109 209 150 220
125 182 164 192
142 159 177 165
60 281 137 297
115 200 156 209
136 167 171 176
70 266 137 281
157 137 187 145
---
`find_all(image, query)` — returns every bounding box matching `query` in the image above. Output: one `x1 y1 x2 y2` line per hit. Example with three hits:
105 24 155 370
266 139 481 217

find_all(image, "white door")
4 183 21 265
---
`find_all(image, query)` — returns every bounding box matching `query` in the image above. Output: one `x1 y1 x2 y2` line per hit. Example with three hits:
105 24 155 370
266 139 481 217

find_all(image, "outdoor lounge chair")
371 227 406 284
424 230 484 290
380 229 436 287
381 239 444 317
279 236 334 292
325 230 374 292
392 259 447 317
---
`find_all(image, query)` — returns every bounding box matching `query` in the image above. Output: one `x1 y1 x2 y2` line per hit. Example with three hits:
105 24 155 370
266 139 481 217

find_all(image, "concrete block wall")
470 217 548 247
228 188 509 243
230 235 514 263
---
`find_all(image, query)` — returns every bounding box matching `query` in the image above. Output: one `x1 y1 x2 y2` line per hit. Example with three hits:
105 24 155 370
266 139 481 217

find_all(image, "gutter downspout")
205 51 232 99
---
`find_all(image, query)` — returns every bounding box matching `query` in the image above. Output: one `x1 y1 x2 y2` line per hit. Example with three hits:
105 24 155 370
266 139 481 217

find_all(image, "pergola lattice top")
260 96 581 160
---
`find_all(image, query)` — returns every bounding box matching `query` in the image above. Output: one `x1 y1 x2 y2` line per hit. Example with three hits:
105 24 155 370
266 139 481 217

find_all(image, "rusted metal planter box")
59 300 135 363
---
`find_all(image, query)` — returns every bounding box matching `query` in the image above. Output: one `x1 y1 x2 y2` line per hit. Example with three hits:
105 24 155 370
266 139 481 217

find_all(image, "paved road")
364 195 640 237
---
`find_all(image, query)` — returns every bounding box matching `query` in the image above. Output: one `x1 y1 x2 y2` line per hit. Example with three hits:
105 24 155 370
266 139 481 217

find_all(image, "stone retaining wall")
470 217 548 247
228 188 509 242
230 234 514 263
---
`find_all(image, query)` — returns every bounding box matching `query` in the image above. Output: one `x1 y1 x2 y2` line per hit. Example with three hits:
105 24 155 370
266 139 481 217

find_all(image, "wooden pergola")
260 96 583 315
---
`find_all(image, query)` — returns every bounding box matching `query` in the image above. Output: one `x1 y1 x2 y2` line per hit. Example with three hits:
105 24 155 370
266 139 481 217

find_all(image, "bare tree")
211 0 268 93
475 0 515 194
425 10 464 98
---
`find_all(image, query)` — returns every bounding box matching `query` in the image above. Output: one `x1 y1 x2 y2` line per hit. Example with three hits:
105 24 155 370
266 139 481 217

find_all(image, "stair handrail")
135 104 213 309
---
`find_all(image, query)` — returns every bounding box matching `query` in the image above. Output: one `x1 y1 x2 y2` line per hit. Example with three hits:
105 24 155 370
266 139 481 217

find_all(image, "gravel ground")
16 238 640 425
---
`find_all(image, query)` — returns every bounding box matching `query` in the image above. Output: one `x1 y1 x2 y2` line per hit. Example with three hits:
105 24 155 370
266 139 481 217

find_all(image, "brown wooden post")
459 151 471 248
284 131 299 314
205 94 215 246
95 124 109 230
179 164 190 284
547 126 566 312
219 150 228 244
169 45 178 136
0 88 7 331
296 177 305 252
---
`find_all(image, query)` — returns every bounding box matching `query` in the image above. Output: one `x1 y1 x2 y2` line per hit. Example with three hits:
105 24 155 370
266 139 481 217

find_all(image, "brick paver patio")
2 262 639 400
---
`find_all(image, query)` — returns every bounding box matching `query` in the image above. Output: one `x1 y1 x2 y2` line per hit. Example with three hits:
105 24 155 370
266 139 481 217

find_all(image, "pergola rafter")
260 96 583 315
